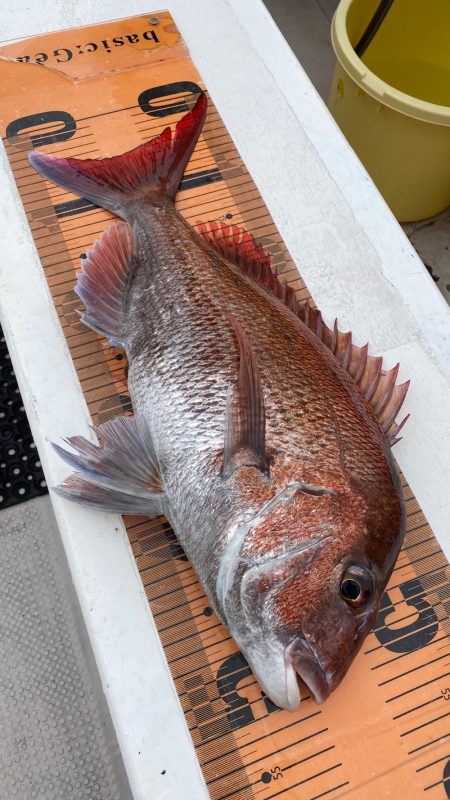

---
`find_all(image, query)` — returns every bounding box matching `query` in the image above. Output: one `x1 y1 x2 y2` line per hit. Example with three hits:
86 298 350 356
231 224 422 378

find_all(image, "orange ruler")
1 12 450 799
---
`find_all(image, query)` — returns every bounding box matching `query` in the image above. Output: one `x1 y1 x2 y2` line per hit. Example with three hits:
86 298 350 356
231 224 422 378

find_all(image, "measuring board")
1 12 450 799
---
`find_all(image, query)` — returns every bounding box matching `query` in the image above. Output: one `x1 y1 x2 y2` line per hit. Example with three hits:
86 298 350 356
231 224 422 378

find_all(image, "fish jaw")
235 632 330 712
216 501 329 711
240 640 300 712
284 636 331 707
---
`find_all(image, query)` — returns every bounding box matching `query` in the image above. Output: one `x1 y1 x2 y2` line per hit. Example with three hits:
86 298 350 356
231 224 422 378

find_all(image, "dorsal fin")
197 221 271 275
75 220 133 348
197 221 409 445
223 315 267 476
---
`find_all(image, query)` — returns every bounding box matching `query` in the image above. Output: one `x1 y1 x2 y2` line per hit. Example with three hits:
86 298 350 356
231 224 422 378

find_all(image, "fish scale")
127 203 377 487
1 12 450 798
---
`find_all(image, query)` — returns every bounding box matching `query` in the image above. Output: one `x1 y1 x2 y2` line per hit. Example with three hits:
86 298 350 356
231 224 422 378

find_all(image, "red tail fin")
28 93 207 216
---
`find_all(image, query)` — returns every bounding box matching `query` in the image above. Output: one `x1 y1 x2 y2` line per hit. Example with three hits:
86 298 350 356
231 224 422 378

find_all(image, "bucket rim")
331 0 450 127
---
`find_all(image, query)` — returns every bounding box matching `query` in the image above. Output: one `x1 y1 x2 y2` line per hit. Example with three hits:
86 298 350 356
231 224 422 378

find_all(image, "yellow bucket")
328 0 450 221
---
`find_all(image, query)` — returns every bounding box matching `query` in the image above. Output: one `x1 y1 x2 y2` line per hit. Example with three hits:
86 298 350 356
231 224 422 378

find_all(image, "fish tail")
28 93 207 216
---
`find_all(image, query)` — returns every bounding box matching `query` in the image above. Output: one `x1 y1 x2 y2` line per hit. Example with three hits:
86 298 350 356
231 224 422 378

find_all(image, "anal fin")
53 415 165 515
54 476 163 515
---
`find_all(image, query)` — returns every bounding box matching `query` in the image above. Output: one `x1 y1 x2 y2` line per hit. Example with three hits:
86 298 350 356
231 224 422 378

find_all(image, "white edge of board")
0 1 450 799
0 152 211 800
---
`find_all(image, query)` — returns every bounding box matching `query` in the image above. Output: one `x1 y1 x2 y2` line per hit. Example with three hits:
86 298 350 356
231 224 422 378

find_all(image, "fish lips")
284 635 331 709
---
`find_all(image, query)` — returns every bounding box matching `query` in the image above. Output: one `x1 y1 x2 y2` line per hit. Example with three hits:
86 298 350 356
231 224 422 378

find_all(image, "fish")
28 92 409 711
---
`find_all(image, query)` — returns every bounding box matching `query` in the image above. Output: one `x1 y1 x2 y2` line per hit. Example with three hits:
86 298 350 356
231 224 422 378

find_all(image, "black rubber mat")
0 325 48 510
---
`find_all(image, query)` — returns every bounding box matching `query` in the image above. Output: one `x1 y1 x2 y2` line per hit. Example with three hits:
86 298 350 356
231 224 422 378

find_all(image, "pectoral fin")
223 315 267 476
53 415 165 515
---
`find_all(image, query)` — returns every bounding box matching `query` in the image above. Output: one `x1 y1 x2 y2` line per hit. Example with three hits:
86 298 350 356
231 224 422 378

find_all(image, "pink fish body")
29 94 408 711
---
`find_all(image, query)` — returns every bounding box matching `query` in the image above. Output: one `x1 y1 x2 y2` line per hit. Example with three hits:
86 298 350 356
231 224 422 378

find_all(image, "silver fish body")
29 94 408 710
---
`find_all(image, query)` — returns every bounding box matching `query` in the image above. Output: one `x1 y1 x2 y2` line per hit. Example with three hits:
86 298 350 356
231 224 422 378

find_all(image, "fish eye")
340 566 374 608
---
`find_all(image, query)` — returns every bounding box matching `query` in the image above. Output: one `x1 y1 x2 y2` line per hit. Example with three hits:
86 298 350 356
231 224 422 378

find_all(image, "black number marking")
216 652 278 730
216 652 255 730
164 525 188 562
183 674 217 736
138 81 202 118
271 766 283 780
262 692 280 715
137 81 223 193
444 759 450 799
375 578 439 653
6 111 77 148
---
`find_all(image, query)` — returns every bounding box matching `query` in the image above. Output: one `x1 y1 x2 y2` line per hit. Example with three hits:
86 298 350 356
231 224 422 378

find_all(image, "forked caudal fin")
28 92 208 216
197 221 410 446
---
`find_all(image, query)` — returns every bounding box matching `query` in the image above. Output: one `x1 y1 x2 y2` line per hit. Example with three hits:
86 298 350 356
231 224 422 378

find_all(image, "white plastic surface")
1 2 450 799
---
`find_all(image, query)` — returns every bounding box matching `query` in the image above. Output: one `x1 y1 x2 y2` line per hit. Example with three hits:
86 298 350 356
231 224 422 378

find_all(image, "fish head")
218 474 405 711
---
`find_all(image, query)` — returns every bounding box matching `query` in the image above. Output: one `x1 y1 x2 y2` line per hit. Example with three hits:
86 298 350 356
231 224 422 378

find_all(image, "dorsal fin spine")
373 364 399 416
342 333 352 370
365 359 383 401
353 344 368 384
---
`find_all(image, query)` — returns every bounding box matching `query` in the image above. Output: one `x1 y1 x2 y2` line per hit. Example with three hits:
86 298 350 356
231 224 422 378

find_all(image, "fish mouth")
284 636 331 709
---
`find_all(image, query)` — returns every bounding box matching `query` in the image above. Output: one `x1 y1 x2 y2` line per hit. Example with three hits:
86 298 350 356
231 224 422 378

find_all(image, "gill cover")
216 484 326 711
